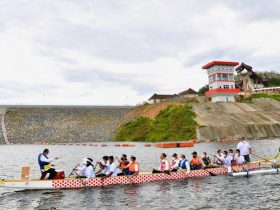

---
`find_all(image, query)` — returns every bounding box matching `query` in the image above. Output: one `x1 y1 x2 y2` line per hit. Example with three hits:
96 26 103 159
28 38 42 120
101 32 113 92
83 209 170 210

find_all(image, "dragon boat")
1 149 279 190
0 163 260 190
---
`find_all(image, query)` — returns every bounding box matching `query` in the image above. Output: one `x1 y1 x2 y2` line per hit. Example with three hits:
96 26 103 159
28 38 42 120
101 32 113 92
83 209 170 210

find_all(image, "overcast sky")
1 0 280 105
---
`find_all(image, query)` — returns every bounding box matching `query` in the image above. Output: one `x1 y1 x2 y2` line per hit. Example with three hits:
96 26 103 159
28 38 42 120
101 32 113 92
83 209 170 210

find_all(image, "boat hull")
0 163 260 190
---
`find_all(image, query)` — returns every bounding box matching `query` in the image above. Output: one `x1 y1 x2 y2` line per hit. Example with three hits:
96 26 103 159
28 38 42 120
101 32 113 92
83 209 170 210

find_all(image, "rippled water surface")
0 139 280 210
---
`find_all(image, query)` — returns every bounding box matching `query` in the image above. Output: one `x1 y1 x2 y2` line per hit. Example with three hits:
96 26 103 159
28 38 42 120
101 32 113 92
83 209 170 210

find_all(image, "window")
222 74 228 80
231 85 234 89
223 85 229 89
217 73 221 80
228 74 234 80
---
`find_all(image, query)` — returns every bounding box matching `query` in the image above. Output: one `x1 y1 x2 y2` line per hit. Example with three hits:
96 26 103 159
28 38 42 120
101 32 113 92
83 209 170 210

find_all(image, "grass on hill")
114 103 198 142
238 93 280 102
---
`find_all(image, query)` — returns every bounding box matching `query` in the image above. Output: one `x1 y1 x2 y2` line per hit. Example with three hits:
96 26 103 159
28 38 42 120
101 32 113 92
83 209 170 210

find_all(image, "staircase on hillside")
0 108 9 144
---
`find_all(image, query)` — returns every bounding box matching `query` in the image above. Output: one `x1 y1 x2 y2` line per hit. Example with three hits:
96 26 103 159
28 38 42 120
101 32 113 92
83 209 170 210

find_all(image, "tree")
198 85 209 96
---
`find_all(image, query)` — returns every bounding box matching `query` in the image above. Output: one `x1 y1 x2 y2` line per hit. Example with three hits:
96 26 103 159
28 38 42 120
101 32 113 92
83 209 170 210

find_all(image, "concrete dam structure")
0 106 131 144
194 98 280 141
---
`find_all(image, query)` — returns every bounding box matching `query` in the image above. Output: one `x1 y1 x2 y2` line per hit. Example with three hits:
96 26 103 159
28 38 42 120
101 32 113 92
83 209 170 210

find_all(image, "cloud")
0 0 280 105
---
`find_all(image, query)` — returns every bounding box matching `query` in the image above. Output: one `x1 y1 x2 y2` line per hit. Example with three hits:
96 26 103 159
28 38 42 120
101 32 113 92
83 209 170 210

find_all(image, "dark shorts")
191 165 202 170
243 155 250 163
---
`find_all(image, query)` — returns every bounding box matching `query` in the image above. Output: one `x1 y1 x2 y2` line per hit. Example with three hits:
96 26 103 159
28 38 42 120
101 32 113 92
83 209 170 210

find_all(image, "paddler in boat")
96 156 109 177
214 149 224 165
152 153 171 174
171 153 181 172
116 154 130 175
216 151 231 166
76 158 95 179
101 156 118 179
122 155 140 176
234 149 245 165
38 149 59 180
202 152 212 168
190 151 202 170
178 154 190 173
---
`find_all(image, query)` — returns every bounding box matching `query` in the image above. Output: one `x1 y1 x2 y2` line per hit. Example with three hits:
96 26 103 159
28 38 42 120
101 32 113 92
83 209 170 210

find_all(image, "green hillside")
114 103 198 142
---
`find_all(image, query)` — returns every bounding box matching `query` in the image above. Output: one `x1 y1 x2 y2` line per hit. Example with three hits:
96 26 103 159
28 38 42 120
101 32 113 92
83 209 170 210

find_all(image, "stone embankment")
194 98 280 141
1 106 131 144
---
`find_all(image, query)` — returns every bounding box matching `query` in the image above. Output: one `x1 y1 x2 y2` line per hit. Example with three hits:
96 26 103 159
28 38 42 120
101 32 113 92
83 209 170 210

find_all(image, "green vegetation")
237 93 280 102
114 104 198 142
198 84 209 96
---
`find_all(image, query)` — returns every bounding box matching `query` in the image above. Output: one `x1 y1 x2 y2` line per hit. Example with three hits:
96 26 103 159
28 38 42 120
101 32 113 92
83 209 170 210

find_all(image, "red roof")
205 88 240 96
202 61 239 69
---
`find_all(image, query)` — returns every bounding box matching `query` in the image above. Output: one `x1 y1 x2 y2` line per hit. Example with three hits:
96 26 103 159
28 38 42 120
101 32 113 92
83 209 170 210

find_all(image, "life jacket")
160 159 171 171
38 154 51 172
179 159 188 169
120 160 129 169
191 157 202 166
128 162 140 172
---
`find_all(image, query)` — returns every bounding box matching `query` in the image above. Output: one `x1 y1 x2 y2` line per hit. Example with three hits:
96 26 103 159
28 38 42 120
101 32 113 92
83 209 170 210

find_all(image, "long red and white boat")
0 163 260 190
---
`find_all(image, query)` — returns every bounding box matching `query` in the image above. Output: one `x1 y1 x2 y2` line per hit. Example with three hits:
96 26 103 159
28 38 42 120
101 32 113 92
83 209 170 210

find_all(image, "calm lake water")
0 139 280 210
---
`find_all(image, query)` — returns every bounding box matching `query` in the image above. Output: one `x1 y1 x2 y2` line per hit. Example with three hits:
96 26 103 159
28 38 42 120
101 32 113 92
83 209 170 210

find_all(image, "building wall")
211 95 235 102
210 81 235 90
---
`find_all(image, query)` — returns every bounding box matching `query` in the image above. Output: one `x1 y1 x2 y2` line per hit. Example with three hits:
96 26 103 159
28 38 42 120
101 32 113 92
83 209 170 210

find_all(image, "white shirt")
237 141 251 156
101 161 110 174
235 155 245 164
171 158 181 169
84 165 95 178
160 159 170 171
40 155 54 163
106 163 118 177
221 156 232 166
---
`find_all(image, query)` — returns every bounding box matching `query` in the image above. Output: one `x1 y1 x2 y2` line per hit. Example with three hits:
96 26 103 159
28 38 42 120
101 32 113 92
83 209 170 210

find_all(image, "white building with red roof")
202 61 240 102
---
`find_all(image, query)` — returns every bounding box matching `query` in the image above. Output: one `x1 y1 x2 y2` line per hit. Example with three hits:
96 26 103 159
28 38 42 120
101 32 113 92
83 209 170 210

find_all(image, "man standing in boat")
237 137 252 162
38 149 59 180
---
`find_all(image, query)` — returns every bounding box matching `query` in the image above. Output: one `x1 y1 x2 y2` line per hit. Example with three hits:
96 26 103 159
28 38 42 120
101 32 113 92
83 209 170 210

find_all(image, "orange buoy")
156 143 177 148
178 141 194 148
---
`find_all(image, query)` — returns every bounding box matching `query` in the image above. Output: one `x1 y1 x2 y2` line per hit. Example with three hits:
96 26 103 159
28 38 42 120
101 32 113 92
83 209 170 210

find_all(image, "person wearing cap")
171 153 181 172
116 154 130 175
123 155 140 176
237 137 252 162
76 157 95 179
190 151 202 170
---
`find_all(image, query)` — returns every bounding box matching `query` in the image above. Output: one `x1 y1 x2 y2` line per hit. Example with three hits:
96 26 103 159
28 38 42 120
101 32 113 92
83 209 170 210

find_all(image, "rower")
101 156 118 179
171 153 181 172
76 158 95 179
178 154 190 173
152 153 171 174
234 149 245 165
214 149 224 165
228 149 234 161
95 156 109 177
190 151 202 170
202 152 212 168
116 154 130 175
38 149 58 180
123 155 140 176
220 151 231 166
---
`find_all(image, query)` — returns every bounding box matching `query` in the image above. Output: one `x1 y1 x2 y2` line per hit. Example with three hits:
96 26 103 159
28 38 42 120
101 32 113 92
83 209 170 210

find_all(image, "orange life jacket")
160 159 171 171
128 162 140 172
191 157 202 165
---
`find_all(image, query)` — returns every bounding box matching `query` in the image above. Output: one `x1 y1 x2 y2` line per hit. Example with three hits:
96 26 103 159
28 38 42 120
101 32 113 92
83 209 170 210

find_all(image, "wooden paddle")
68 164 79 177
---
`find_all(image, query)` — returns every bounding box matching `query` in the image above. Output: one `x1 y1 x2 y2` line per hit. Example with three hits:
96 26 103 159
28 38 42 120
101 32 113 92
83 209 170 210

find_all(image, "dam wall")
1 106 131 144
194 98 280 141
